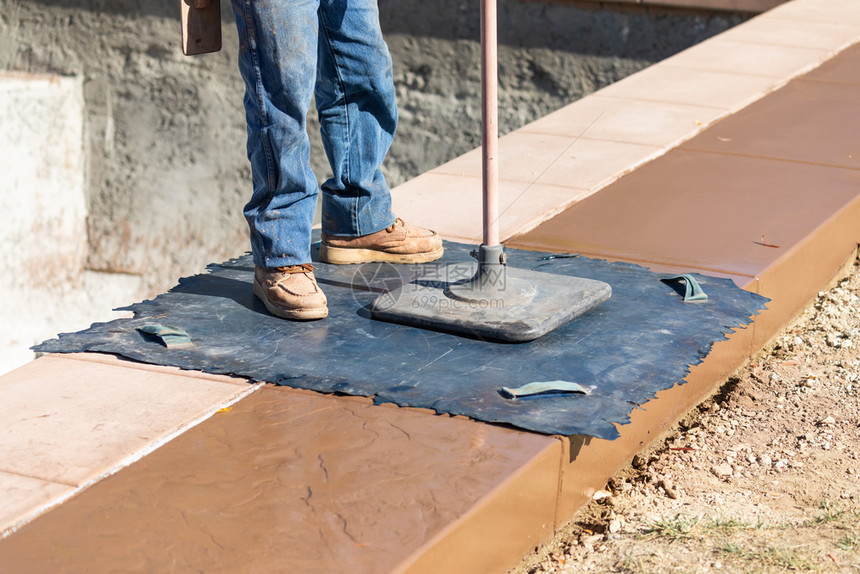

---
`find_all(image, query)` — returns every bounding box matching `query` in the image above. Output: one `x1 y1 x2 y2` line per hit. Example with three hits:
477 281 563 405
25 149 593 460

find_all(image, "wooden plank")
180 0 222 56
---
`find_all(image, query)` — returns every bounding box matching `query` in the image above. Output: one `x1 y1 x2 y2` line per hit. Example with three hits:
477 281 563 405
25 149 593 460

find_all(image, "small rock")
759 454 773 467
608 519 621 534
632 454 648 469
647 471 663 485
659 479 679 499
820 416 836 425
712 463 733 478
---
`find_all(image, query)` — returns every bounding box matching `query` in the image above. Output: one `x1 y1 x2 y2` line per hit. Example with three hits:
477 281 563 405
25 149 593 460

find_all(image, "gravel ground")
512 258 860 574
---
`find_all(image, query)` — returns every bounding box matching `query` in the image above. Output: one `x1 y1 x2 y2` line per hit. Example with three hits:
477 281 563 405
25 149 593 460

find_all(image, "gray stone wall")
1 0 249 295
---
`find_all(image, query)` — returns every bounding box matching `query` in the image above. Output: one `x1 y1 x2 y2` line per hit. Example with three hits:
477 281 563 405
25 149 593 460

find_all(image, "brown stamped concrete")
0 353 252 537
804 43 860 84
0 386 561 574
509 150 860 280
509 42 860 521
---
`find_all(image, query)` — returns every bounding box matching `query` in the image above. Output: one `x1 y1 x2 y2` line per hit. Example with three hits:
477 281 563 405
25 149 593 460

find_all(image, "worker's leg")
233 0 328 320
315 0 398 238
232 0 320 267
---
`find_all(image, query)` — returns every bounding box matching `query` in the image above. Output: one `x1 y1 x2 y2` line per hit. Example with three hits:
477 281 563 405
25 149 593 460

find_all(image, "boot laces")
386 218 405 233
275 263 316 274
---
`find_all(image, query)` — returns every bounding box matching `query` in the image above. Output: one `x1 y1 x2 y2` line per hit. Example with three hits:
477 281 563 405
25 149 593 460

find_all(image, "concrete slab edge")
0 382 264 541
391 437 565 574
59 351 251 386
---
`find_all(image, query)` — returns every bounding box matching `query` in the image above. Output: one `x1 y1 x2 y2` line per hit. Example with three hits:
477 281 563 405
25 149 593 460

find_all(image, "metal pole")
481 0 499 247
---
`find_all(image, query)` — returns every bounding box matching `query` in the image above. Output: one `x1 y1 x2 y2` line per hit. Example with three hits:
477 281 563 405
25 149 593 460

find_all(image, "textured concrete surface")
508 150 860 278
0 472 75 540
0 386 561 574
0 354 252 535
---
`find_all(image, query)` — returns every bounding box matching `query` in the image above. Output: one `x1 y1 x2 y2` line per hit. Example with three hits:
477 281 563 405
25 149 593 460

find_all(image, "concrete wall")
379 0 746 178
0 0 747 373
0 72 143 372
0 0 250 295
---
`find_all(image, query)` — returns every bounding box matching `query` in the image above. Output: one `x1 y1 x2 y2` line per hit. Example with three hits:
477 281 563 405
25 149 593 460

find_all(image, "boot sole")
319 244 444 265
253 278 328 320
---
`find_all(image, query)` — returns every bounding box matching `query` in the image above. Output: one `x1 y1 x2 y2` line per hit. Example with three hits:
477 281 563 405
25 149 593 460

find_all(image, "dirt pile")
515 259 860 573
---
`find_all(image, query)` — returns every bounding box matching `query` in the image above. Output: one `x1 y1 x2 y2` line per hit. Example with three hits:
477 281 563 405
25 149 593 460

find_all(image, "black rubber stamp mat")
36 241 768 439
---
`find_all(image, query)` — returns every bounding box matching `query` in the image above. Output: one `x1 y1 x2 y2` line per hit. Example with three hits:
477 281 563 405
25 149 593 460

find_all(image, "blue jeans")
233 0 398 268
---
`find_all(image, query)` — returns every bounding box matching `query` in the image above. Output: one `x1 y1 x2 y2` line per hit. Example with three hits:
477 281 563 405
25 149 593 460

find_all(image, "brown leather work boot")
253 264 328 320
319 218 444 264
